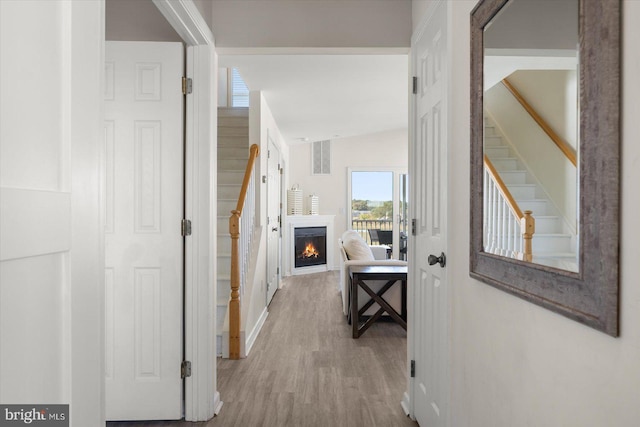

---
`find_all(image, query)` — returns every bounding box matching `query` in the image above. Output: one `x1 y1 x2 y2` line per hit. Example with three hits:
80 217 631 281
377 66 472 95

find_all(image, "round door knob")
428 252 446 268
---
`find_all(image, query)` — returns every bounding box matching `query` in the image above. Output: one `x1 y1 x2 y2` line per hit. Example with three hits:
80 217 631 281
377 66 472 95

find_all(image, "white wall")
218 68 229 107
211 0 412 48
0 1 104 425
106 0 181 41
411 1 640 425
287 129 408 268
508 70 578 150
244 92 287 347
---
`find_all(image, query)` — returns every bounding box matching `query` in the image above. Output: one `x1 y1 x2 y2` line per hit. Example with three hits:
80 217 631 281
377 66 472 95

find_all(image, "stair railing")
229 144 259 360
483 155 535 261
502 78 577 167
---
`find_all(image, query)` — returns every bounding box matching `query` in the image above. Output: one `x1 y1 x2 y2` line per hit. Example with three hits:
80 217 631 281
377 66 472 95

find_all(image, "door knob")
272 227 279 232
428 252 446 268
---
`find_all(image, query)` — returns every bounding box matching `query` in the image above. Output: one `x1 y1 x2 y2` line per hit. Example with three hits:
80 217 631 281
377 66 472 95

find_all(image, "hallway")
108 271 416 426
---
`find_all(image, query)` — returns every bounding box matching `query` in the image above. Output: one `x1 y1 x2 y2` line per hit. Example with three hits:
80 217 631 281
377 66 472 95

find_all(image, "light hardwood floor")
108 271 418 427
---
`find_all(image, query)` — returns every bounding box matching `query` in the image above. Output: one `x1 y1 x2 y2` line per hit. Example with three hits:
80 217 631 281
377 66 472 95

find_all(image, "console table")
349 265 407 338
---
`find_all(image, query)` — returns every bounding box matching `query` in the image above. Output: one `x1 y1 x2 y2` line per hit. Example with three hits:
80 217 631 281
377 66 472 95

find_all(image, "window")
231 68 249 107
348 168 408 260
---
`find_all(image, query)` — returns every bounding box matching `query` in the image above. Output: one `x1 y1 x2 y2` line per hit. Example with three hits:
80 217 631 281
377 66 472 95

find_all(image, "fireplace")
294 227 327 268
285 215 335 276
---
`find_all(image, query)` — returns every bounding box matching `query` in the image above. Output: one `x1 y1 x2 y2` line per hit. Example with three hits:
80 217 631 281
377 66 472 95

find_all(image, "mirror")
470 0 620 335
484 0 579 272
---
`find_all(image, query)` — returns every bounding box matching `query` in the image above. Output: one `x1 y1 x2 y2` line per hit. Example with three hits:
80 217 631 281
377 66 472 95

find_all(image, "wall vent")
312 140 331 175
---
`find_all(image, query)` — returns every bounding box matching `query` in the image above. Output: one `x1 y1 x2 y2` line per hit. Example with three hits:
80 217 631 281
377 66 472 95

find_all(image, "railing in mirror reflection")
483 154 535 261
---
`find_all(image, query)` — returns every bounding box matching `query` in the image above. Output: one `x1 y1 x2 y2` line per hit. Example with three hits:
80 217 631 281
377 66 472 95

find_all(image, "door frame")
142 1 219 421
266 132 282 306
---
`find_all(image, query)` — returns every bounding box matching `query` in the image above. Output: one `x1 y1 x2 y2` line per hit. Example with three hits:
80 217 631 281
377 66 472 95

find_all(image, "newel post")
521 210 535 262
229 210 241 360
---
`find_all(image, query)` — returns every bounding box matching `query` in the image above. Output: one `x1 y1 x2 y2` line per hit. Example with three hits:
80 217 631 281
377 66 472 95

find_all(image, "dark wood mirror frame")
470 0 620 336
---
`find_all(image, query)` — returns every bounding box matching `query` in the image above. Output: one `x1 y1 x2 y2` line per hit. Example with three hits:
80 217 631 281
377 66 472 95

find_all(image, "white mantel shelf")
285 215 335 276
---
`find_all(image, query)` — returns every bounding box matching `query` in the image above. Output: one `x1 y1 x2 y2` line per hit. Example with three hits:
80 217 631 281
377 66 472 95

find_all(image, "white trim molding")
153 0 214 46
152 0 218 422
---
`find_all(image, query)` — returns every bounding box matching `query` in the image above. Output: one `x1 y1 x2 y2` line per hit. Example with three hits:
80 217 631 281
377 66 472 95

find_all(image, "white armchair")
338 231 407 317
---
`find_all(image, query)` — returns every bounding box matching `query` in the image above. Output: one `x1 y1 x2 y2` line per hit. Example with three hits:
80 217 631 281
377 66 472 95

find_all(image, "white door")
410 1 450 426
266 137 281 305
104 41 184 421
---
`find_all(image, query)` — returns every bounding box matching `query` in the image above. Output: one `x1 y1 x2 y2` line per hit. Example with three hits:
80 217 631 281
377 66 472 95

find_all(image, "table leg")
351 274 359 338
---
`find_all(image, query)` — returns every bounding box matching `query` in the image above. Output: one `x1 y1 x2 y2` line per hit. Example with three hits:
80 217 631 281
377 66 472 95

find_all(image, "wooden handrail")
484 155 523 219
502 78 577 167
484 155 535 261
229 144 259 360
235 144 260 213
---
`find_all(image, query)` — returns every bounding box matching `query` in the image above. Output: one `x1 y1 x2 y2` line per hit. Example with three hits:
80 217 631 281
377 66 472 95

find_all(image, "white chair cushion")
341 230 374 261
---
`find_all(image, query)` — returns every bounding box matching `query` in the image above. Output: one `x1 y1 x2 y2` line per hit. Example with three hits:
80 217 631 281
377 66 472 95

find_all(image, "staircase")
217 107 249 355
484 118 578 271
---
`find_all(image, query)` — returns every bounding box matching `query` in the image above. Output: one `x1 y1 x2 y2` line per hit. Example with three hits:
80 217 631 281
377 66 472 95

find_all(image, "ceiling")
218 53 409 144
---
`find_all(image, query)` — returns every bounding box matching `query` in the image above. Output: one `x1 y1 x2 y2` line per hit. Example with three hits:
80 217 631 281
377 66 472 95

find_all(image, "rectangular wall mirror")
470 0 620 335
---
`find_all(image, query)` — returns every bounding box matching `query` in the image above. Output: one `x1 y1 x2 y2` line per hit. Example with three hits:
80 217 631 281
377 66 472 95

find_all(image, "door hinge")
411 218 417 236
181 360 192 378
277 267 280 275
181 219 192 236
412 76 418 95
410 360 416 378
182 77 193 95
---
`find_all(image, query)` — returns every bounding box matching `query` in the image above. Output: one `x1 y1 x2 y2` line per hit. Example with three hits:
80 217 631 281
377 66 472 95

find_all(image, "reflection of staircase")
217 107 249 355
484 119 578 271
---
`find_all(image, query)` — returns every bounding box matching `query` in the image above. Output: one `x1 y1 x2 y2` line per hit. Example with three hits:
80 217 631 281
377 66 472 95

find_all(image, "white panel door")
105 41 184 421
266 137 281 306
410 1 450 426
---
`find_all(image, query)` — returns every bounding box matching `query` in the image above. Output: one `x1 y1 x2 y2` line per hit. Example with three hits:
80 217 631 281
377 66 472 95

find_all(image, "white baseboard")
401 391 412 417
213 391 223 416
245 307 269 356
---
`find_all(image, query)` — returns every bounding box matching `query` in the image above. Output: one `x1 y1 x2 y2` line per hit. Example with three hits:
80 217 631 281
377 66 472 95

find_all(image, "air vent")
312 140 331 175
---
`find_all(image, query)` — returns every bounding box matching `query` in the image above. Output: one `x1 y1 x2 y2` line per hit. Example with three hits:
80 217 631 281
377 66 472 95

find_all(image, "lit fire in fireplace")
301 242 319 258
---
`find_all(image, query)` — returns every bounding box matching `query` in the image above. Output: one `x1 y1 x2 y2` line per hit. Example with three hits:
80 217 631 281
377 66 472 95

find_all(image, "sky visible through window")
352 171 393 202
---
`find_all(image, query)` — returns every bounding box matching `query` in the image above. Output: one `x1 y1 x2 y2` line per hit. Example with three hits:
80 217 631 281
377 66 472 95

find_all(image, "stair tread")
218 170 244 173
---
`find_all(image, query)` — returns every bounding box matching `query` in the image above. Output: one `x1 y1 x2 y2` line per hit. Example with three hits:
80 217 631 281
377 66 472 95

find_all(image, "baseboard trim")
213 391 223 416
401 391 411 417
245 307 269 356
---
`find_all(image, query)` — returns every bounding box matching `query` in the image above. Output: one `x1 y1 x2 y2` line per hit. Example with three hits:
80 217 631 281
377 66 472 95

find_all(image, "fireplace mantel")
285 215 335 276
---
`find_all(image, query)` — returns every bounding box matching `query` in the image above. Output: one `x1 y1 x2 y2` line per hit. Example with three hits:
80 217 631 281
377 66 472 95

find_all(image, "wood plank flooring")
108 271 418 427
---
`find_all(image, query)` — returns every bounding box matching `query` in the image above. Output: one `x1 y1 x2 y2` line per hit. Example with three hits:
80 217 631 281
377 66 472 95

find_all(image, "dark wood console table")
349 265 407 338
